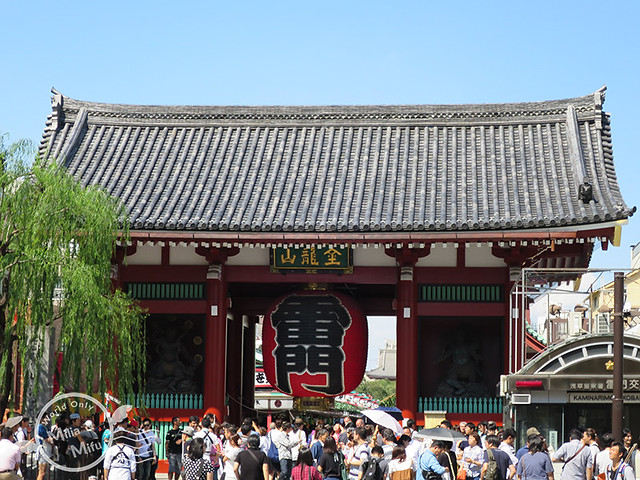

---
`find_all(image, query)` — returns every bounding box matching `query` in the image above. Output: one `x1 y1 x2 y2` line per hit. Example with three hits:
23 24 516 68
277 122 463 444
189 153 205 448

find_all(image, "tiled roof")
40 88 633 233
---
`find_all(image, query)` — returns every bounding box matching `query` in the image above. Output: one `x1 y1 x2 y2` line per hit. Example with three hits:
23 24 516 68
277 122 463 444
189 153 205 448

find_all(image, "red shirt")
291 464 323 480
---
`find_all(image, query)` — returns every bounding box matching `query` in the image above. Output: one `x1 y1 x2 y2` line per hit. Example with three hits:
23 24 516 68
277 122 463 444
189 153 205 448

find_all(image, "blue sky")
3 1 639 369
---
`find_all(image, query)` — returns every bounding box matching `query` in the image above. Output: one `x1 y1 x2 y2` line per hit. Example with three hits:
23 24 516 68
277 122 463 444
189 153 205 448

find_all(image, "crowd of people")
0 413 638 480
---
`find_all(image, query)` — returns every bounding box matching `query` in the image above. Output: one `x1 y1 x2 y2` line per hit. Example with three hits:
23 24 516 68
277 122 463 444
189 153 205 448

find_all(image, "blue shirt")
420 450 445 475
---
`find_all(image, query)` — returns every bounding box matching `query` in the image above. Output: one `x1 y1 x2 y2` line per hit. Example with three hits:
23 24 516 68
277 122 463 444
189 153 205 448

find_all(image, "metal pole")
612 271 624 441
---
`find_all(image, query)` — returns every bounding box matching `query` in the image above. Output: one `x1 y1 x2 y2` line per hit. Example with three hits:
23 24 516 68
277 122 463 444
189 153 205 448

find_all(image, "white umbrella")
361 409 403 436
415 427 466 442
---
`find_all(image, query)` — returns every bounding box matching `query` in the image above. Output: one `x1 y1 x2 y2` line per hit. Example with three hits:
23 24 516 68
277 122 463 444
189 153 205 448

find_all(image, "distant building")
366 340 397 380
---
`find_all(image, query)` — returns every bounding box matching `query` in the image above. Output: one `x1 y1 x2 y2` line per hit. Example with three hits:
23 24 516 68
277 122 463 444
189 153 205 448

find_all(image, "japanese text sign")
271 246 352 272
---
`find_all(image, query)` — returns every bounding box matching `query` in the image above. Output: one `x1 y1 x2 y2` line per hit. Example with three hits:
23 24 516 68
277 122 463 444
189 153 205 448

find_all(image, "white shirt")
499 442 518 465
195 428 220 462
104 443 136 480
595 448 612 477
224 445 242 478
291 428 307 461
137 429 157 459
405 440 424 472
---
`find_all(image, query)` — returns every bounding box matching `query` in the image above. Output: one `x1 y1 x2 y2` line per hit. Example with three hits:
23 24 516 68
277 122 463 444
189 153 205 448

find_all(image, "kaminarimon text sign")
262 290 367 397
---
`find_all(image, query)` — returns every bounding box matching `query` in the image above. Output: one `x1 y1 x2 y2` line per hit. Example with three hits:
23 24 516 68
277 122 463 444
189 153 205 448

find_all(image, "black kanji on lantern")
271 294 352 395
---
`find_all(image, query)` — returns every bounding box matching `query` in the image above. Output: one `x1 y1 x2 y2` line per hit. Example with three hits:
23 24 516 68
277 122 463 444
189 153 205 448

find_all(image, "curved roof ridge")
49 87 605 121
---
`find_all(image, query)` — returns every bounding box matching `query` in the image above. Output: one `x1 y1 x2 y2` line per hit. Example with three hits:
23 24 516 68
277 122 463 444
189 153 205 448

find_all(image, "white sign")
568 392 640 403
254 396 294 410
335 393 379 409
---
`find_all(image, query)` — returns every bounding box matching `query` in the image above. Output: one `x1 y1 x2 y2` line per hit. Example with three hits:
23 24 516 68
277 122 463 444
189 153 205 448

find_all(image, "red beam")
225 265 397 284
121 265 207 282
525 333 546 352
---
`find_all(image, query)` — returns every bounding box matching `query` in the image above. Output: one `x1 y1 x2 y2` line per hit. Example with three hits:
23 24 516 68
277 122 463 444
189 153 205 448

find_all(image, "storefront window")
514 404 563 451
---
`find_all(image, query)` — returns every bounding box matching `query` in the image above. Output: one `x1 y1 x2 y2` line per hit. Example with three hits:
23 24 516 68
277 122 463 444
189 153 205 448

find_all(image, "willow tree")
0 135 146 415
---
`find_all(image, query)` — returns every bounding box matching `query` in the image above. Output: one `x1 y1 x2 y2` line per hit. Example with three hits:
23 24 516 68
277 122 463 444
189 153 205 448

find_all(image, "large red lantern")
262 290 368 397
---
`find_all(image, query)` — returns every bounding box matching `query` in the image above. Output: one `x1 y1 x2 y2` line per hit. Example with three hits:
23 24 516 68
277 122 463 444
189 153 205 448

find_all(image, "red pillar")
387 246 429 420
196 247 238 423
396 264 418 419
204 263 228 422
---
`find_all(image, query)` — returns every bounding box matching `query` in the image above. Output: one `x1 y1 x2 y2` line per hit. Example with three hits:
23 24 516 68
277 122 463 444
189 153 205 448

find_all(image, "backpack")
362 457 383 480
484 449 499 480
334 452 348 480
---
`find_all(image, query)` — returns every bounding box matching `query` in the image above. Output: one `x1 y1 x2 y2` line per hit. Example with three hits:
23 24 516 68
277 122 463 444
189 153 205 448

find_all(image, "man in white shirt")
594 433 614 478
104 431 136 480
0 427 21 480
499 429 518 466
137 419 159 480
194 417 220 466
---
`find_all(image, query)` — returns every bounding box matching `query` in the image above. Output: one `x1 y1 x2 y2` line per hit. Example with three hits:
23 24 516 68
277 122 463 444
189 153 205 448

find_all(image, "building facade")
39 87 633 422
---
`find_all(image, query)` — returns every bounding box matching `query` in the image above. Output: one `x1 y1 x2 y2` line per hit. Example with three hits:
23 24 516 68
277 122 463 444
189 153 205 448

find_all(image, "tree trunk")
0 307 15 418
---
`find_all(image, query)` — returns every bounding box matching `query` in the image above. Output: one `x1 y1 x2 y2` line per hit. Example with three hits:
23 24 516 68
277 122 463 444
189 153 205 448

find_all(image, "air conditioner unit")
511 394 531 405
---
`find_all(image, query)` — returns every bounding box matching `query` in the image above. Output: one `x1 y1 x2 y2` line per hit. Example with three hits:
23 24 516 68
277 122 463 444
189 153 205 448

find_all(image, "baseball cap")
84 420 94 429
129 419 139 428
487 421 497 429
527 427 541 436
70 413 81 420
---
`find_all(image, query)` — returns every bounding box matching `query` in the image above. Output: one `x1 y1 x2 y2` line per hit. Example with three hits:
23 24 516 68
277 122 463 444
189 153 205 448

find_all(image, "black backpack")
362 457 383 480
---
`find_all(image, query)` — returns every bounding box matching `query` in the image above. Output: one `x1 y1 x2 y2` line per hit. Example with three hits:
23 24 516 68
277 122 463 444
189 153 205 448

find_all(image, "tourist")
381 430 397 462
418 440 447 479
438 442 458 480
594 433 614 478
166 417 184 480
551 429 592 480
311 430 329 465
291 420 307 463
195 417 222 479
182 426 196 464
516 436 553 480
234 435 268 480
274 422 301 480
606 442 634 480
291 447 322 480
481 435 514 480
137 418 159 480
347 427 370 480
183 437 215 480
0 427 21 480
498 429 518 466
516 429 541 461
318 436 344 480
388 446 415 480
462 433 484 480
222 434 243 480
104 431 137 480
35 417 54 480
583 429 600 463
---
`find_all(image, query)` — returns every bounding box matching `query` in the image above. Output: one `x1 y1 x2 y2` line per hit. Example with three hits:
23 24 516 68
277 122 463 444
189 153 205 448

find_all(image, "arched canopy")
520 333 640 376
